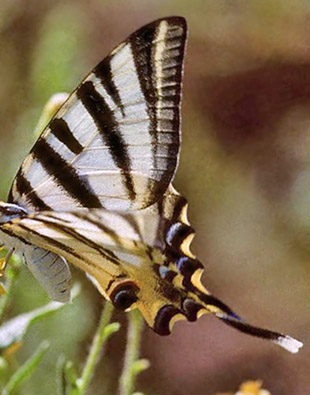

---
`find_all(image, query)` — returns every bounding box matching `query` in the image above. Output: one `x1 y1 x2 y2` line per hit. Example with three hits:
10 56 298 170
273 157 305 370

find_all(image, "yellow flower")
216 380 271 395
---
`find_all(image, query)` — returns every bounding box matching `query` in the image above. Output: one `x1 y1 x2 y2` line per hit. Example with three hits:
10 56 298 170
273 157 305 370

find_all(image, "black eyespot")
110 282 139 311
154 305 181 336
166 222 194 248
182 298 203 322
176 257 203 278
153 264 177 283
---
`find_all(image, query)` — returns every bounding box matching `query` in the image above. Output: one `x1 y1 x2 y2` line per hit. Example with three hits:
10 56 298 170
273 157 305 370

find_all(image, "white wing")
9 17 187 212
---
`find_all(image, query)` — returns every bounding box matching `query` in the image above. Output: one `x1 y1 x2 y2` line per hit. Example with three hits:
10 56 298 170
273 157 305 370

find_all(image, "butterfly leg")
0 247 14 295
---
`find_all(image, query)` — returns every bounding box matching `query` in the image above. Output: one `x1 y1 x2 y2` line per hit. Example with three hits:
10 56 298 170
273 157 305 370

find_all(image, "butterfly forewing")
9 17 187 212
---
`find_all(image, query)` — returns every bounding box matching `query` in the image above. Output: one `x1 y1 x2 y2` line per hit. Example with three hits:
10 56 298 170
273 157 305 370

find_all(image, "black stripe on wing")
130 22 158 155
73 211 124 247
31 139 102 208
50 118 83 155
16 222 81 260
77 81 136 201
0 227 31 245
12 170 52 210
130 17 186 189
30 215 121 266
94 59 125 117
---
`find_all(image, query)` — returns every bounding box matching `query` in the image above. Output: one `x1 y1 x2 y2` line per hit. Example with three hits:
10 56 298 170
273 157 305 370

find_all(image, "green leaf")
131 359 150 376
101 322 121 341
3 340 50 394
0 283 80 353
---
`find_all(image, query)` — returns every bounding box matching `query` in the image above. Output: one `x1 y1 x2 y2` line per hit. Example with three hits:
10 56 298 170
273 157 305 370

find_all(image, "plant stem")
0 276 13 323
77 302 115 394
119 310 144 395
0 260 20 323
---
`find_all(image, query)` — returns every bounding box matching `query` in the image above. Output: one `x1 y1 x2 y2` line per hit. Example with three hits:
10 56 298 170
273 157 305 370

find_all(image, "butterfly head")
0 202 27 224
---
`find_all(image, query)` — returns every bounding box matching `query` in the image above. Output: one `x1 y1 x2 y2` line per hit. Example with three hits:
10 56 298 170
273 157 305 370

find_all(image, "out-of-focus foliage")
0 257 144 394
0 1 309 394
0 284 80 352
0 258 84 393
2 340 50 394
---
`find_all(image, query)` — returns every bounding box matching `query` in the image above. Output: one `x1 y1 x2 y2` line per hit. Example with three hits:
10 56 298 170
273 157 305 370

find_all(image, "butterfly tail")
216 311 303 353
188 289 303 353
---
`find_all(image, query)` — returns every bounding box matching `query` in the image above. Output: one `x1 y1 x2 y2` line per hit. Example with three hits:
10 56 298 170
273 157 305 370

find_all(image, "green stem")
0 261 20 323
0 276 13 323
119 310 144 395
77 302 115 394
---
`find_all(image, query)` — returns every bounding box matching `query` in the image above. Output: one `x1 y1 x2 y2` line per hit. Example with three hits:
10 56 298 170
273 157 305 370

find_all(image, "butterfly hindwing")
9 17 187 212
1 188 302 353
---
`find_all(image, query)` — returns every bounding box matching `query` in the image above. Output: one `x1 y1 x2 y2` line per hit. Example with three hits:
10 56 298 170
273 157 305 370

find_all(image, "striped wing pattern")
0 17 303 353
1 186 302 353
9 17 187 212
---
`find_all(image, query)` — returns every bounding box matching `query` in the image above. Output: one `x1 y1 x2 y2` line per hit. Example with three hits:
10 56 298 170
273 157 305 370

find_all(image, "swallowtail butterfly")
0 17 302 353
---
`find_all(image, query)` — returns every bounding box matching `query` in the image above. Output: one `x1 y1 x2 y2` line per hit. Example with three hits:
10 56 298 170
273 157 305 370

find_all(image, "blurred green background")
0 0 310 394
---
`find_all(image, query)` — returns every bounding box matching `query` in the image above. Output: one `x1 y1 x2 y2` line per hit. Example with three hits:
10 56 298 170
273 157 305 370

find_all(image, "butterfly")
0 17 302 353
